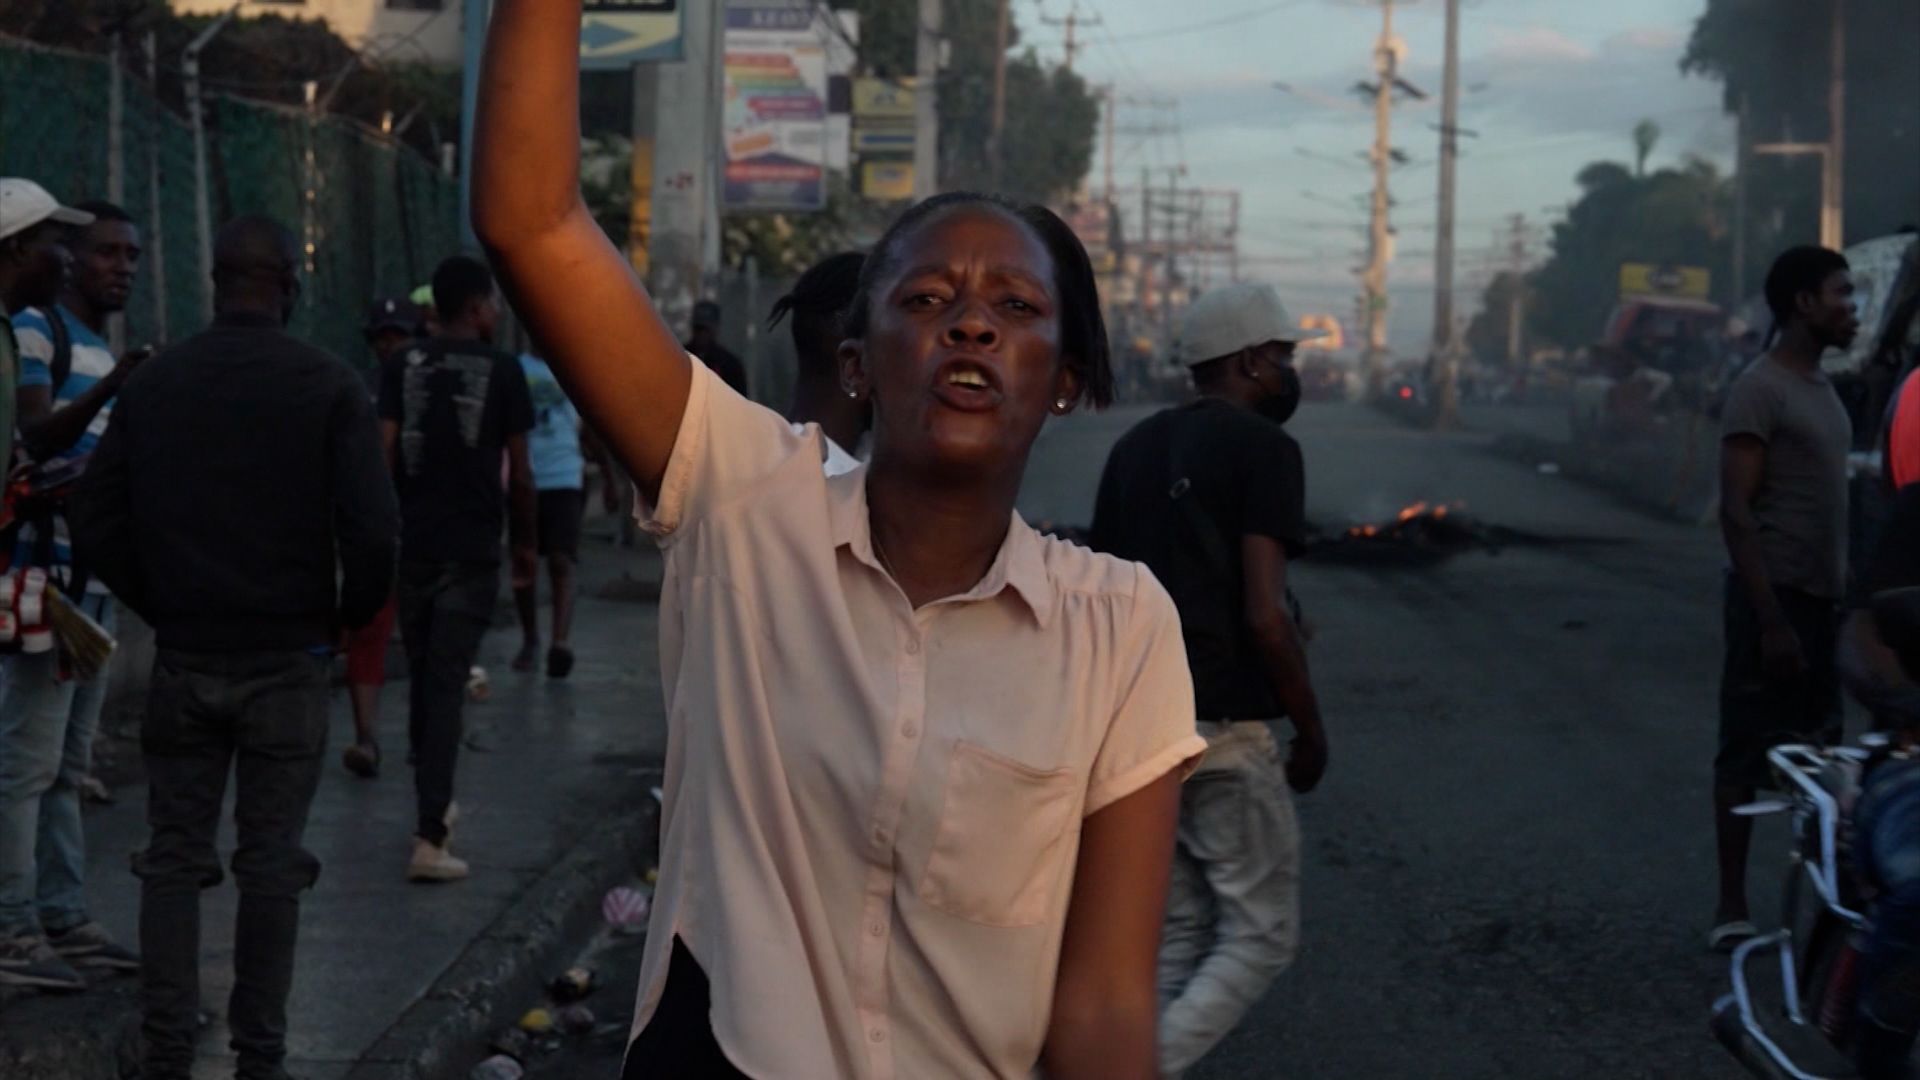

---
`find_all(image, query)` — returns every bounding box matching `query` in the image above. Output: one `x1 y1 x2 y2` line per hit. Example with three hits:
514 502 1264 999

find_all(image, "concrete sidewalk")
0 523 668 1080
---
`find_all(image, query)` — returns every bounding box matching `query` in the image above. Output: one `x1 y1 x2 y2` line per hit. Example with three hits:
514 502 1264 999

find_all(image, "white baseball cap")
0 179 94 244
1173 282 1299 366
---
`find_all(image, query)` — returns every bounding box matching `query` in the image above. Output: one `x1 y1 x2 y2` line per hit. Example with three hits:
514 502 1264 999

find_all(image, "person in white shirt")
771 251 869 475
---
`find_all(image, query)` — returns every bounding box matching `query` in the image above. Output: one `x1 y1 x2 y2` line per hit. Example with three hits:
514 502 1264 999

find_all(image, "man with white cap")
1090 281 1326 1076
0 180 92 476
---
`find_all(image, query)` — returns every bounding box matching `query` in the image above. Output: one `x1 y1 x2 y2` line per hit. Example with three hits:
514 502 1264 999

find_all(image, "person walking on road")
380 254 535 884
472 6 1206 1076
512 351 586 679
772 250 869 474
1710 245 1859 951
69 214 398 1080
0 179 105 992
684 299 749 398
1089 281 1327 1078
340 296 423 779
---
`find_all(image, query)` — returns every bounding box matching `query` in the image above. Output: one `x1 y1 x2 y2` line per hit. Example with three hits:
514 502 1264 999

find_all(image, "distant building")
168 0 462 66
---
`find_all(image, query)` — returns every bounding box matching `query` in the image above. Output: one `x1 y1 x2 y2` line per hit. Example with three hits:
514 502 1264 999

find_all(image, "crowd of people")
0 169 644 1077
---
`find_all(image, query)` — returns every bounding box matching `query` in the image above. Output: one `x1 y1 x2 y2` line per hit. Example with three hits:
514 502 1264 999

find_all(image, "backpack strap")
45 309 71 398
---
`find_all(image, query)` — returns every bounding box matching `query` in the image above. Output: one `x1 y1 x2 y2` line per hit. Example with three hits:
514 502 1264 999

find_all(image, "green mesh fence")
0 37 458 372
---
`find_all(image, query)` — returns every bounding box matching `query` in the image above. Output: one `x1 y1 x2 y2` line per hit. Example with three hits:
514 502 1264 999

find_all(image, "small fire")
1345 500 1468 540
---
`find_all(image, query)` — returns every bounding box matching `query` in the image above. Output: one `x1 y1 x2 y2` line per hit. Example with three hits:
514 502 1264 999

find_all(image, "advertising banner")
724 0 828 211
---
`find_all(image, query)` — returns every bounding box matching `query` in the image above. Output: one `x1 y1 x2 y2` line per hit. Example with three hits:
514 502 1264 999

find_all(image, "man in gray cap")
1089 280 1326 1077
0 180 92 474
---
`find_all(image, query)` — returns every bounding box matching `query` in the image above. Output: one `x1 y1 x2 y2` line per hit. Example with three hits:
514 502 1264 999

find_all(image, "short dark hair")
1764 245 1849 326
432 254 494 321
72 200 133 226
846 193 1114 409
769 251 865 369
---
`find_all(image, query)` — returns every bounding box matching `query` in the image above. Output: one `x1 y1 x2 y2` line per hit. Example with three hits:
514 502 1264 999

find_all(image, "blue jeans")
0 593 116 937
1852 755 1920 1076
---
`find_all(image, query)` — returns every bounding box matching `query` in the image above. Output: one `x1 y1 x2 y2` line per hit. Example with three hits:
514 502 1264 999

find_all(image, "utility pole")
989 0 1010 189
1732 94 1748 304
184 6 239 324
1504 213 1528 367
914 0 942 200
1101 84 1116 206
1043 2 1102 73
1164 166 1181 337
1823 0 1845 248
1430 0 1462 427
1361 0 1417 397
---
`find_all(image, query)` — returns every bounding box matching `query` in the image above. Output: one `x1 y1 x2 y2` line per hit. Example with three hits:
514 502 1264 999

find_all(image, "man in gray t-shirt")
1709 246 1860 953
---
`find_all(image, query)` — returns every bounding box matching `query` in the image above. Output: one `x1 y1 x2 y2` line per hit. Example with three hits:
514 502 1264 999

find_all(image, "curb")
345 773 662 1080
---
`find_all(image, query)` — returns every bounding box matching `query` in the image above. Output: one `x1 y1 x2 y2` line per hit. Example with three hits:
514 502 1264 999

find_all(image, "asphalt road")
533 400 1762 1079
1024 400 1748 1080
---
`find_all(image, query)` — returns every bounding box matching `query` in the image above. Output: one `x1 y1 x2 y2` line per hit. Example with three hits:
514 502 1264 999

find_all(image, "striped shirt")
14 305 116 593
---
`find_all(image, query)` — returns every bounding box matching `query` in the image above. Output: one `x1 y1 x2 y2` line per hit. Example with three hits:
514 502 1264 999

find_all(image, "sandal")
1707 919 1758 953
342 742 381 780
547 645 575 680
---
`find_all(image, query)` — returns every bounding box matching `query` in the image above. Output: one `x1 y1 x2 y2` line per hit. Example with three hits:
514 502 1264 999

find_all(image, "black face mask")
1255 363 1302 426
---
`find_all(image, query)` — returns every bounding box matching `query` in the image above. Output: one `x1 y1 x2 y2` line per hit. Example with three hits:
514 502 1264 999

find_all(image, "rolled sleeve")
1085 564 1205 816
636 359 807 543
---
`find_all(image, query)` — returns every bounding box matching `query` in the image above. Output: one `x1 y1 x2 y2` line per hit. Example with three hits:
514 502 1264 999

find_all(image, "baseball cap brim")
46 206 94 227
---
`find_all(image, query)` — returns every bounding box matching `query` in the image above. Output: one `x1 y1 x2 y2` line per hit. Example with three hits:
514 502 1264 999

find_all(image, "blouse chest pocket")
917 741 1081 928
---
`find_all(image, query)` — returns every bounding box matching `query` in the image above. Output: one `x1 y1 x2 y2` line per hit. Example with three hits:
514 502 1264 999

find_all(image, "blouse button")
902 722 918 738
904 636 921 656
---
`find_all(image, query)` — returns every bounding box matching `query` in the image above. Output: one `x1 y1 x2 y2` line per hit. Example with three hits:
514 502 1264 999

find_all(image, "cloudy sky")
1038 0 1735 354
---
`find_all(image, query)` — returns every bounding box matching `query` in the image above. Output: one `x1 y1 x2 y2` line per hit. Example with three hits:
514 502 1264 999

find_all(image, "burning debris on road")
1305 501 1529 567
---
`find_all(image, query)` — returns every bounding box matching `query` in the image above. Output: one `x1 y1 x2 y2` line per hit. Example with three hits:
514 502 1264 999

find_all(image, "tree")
1505 152 1734 352
850 0 1100 204
1684 0 1920 252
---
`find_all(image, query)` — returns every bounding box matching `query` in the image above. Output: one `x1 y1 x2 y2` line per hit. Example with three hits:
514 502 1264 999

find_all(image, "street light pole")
1362 0 1397 398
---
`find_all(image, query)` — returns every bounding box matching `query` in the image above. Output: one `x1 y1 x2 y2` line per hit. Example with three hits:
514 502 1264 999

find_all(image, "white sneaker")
408 838 470 883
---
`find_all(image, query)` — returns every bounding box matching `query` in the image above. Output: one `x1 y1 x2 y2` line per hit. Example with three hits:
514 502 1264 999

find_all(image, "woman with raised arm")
473 6 1204 1078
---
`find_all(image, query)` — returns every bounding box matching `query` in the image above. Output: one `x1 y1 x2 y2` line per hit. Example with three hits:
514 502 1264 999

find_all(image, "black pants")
623 938 748 1079
1716 576 1843 789
397 560 498 844
135 649 330 1080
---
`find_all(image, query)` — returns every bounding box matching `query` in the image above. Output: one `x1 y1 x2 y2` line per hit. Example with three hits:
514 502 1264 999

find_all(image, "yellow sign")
1620 262 1711 301
853 78 916 120
862 161 915 202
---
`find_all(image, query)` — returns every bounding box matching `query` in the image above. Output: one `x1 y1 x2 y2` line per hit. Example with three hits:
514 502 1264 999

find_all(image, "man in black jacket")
69 215 397 1080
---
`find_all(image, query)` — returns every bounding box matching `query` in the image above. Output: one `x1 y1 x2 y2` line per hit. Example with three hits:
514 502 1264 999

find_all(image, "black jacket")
69 311 398 652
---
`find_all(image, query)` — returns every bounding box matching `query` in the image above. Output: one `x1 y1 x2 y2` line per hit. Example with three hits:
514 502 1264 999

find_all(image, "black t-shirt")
688 340 749 397
378 338 535 564
1090 398 1306 721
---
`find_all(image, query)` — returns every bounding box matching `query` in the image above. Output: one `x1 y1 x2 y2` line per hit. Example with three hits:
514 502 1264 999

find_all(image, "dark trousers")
135 649 329 1080
398 561 498 845
623 938 749 1079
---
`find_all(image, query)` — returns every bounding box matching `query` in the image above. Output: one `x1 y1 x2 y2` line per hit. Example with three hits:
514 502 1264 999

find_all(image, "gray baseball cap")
1173 282 1299 366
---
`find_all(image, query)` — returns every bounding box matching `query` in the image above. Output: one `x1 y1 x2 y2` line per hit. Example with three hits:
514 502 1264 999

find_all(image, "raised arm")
471 0 689 501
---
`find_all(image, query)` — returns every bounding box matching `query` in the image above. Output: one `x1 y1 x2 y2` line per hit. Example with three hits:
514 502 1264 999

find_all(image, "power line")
1103 1 1309 43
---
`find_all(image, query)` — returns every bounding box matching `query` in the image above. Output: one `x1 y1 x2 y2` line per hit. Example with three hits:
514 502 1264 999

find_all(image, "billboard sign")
1619 262 1711 301
581 0 683 68
723 0 829 211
